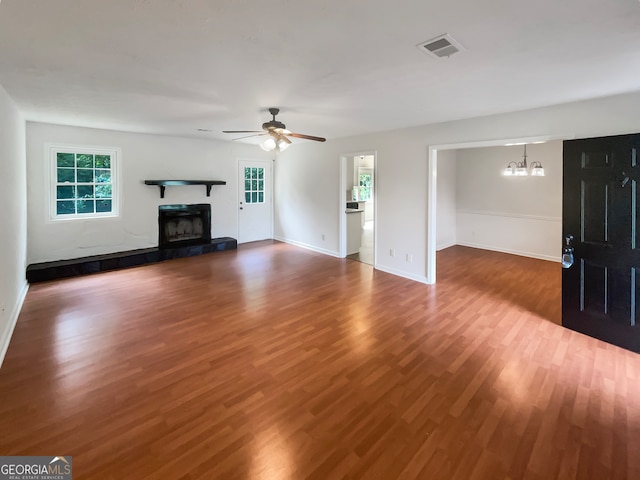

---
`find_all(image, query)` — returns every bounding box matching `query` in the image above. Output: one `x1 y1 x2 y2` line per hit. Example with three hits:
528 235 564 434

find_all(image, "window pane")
252 192 257 203
95 170 111 183
57 201 75 215
57 153 74 167
77 199 95 214
95 184 112 198
245 167 251 179
51 146 117 219
76 154 94 168
251 180 257 190
359 175 371 188
95 155 111 168
258 180 264 191
245 180 251 191
96 200 112 213
251 168 257 179
77 185 94 198
257 168 264 179
245 192 251 203
57 168 75 183
258 192 264 203
77 169 94 183
56 186 75 199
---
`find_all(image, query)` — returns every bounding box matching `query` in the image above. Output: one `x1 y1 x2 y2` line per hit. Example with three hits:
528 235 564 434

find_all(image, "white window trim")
46 143 121 221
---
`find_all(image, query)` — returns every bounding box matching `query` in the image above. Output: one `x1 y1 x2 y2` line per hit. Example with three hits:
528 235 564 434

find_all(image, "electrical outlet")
390 249 395 257
406 253 413 263
321 234 325 241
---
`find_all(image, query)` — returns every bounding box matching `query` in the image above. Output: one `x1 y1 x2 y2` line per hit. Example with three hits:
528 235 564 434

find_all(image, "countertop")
345 208 364 214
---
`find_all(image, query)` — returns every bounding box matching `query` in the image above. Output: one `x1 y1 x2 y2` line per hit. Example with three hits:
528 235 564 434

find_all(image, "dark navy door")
563 133 640 353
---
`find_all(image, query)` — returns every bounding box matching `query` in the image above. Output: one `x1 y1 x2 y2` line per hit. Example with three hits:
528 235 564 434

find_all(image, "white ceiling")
1 0 639 143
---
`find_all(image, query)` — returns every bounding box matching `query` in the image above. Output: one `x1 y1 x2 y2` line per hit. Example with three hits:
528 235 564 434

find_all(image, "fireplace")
158 204 211 249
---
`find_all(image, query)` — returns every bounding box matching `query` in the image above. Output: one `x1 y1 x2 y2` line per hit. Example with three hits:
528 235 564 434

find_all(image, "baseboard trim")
274 236 431 284
273 236 341 258
436 241 457 251
0 281 28 368
374 265 430 285
456 242 561 263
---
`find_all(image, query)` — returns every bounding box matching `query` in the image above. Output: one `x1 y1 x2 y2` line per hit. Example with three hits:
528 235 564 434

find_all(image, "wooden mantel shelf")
144 180 226 198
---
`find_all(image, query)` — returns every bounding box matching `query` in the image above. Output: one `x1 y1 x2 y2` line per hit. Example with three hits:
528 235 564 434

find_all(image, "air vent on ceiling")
417 34 464 59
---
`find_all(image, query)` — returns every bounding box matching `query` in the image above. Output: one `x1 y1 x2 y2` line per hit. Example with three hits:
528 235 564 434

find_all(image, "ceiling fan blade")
278 134 292 144
230 133 267 141
222 130 264 134
288 132 327 142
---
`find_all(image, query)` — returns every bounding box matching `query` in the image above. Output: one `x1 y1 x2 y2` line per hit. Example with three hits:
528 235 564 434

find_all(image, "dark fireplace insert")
158 204 211 249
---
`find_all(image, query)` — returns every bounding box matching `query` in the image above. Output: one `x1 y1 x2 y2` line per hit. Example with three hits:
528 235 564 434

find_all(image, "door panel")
563 133 640 353
580 180 609 245
579 259 607 316
238 160 272 244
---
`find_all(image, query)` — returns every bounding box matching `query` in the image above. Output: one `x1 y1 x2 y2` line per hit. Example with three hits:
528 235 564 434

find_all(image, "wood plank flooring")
1 242 639 479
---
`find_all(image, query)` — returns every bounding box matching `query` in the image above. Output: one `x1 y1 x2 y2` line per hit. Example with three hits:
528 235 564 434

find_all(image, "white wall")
274 90 640 284
454 141 562 261
0 84 27 365
26 122 272 263
436 149 456 250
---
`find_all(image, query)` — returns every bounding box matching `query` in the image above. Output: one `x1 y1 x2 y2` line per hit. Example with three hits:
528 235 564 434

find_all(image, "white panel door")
238 160 272 243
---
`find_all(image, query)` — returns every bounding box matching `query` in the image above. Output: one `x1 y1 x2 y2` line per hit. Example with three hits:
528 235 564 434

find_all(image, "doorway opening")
427 135 569 284
339 151 377 265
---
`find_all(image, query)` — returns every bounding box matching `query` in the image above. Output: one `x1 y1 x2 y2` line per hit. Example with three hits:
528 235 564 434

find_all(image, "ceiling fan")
223 108 326 151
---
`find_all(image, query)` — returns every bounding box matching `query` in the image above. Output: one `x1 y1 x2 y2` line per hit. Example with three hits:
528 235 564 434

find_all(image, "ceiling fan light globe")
260 137 276 151
277 139 290 151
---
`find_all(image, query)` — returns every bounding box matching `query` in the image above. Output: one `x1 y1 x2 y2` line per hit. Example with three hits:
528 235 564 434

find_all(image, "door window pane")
244 167 265 204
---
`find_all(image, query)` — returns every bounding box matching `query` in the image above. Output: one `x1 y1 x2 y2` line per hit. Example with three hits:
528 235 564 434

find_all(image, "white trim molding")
273 236 341 258
0 282 28 368
456 242 560 263
456 210 562 262
374 265 429 285
457 209 561 223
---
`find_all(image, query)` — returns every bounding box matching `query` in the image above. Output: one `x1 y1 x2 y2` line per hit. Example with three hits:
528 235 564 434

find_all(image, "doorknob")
620 171 630 188
239 207 243 210
562 234 574 269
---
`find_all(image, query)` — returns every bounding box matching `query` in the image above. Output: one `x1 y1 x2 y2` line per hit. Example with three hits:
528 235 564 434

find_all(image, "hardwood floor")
1 242 639 479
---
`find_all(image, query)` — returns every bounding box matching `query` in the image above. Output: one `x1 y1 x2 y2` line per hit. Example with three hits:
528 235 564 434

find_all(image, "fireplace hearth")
159 204 211 249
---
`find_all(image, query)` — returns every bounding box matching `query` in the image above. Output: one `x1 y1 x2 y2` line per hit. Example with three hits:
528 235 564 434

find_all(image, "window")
244 167 265 203
358 171 373 202
49 145 119 219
